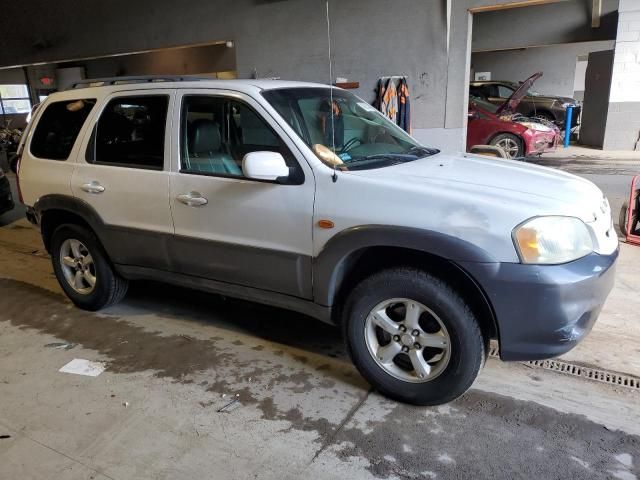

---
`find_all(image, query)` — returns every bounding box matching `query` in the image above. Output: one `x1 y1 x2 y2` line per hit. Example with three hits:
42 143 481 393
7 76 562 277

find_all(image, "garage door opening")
465 0 619 157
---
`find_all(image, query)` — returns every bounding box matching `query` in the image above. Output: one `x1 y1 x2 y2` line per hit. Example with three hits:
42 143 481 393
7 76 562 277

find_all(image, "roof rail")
67 75 209 90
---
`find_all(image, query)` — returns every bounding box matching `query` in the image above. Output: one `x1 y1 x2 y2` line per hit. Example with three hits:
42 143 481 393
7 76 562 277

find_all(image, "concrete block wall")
603 0 640 150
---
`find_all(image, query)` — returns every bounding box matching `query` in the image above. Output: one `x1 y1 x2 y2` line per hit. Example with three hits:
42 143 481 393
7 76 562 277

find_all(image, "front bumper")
523 129 558 155
460 249 618 361
0 175 14 216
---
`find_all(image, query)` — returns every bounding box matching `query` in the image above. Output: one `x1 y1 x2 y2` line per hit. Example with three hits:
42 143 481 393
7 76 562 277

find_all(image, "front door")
168 90 315 298
71 90 175 269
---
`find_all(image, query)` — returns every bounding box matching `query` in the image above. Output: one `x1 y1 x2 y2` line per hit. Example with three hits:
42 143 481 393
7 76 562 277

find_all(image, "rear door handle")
177 192 208 207
81 181 105 194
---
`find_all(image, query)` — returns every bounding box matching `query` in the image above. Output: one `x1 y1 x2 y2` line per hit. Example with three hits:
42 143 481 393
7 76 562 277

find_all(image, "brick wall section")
603 0 640 150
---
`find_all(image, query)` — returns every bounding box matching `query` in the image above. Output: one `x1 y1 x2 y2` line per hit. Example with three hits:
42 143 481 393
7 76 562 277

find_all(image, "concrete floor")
0 164 639 479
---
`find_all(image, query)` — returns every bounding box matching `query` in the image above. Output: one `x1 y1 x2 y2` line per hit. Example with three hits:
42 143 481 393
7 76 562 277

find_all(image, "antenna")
326 1 338 182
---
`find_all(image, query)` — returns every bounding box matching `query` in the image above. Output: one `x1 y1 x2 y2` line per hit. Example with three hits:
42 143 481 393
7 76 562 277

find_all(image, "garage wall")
0 0 448 146
471 40 615 98
603 0 640 150
472 0 619 51
75 44 237 80
0 0 549 152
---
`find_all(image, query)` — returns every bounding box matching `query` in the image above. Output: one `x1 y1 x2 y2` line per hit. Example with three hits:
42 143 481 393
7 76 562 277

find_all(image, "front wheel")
343 268 486 405
490 133 523 159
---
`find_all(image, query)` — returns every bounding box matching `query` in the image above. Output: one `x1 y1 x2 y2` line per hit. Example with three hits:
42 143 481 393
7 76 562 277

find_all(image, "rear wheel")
51 224 128 311
343 268 486 405
490 133 523 159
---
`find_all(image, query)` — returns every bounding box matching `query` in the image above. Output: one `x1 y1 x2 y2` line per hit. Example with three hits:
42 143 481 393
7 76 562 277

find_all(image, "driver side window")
180 96 300 180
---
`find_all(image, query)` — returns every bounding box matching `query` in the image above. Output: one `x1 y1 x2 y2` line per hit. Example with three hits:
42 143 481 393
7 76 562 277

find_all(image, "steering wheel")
340 137 363 154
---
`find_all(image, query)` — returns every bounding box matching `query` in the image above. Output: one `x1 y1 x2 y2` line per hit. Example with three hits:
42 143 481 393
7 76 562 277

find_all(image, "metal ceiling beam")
469 0 562 14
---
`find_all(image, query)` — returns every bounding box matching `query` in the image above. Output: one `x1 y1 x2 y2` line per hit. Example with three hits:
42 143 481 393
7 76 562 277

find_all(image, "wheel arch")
314 226 500 341
35 195 106 253
489 130 525 145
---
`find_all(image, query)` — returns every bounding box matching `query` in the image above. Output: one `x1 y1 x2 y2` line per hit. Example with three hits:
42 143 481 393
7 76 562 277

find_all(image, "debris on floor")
58 359 106 377
217 394 241 413
0 435 11 439
45 342 76 351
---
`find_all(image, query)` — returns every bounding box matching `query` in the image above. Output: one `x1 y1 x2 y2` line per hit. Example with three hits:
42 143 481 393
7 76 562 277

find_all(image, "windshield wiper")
407 146 440 156
346 148 438 166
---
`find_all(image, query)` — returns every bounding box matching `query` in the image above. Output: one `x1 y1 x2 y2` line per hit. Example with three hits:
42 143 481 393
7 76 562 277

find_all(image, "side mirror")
242 151 289 182
468 110 478 119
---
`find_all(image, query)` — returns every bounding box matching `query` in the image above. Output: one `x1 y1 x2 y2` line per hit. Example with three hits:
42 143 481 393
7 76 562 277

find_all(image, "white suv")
17 77 618 405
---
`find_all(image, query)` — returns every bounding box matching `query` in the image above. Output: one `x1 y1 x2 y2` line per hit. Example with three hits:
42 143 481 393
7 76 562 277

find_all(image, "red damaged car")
467 72 559 159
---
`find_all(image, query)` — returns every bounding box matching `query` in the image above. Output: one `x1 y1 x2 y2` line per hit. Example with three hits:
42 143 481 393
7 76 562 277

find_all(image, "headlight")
513 216 593 264
519 121 552 132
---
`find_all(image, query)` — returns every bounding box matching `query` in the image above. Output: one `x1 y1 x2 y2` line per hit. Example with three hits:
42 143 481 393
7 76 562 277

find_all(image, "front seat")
187 119 242 175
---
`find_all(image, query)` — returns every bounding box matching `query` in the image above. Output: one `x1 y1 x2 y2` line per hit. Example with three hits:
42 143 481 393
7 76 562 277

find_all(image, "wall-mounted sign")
474 72 491 81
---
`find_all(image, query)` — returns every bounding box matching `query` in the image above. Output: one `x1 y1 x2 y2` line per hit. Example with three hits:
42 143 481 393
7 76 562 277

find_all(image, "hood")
496 72 543 116
350 152 603 221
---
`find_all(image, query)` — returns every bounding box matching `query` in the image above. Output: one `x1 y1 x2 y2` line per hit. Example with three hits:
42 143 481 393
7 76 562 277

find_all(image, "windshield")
262 87 438 170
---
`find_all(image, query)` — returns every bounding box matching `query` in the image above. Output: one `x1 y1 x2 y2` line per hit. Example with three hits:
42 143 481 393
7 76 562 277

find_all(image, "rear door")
71 89 175 270
168 89 315 298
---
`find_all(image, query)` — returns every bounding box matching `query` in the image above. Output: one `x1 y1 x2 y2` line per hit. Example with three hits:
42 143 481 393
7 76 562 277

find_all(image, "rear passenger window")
89 95 168 170
30 99 96 160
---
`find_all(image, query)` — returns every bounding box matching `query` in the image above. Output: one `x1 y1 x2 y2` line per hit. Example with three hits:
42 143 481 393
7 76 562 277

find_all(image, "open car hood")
495 72 543 116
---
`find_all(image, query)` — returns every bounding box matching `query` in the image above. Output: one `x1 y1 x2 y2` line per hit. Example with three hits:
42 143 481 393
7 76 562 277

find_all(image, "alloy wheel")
59 239 97 295
495 138 520 159
364 298 451 383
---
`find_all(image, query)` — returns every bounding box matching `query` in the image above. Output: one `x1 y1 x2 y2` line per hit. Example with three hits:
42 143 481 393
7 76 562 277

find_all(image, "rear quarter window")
30 99 96 160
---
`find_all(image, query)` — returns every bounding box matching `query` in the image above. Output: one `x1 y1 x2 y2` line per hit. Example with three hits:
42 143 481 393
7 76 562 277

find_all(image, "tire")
619 201 629 236
343 268 486 406
490 133 524 159
50 224 128 311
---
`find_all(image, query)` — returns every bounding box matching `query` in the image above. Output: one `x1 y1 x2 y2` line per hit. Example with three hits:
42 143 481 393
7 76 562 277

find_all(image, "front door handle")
81 181 105 194
177 192 208 207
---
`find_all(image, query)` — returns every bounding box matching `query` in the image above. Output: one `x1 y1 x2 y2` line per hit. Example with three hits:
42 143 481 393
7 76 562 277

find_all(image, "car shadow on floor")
108 280 347 361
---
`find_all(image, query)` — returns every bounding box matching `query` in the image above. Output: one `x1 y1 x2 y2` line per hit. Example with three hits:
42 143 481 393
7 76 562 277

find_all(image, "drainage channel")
488 347 640 391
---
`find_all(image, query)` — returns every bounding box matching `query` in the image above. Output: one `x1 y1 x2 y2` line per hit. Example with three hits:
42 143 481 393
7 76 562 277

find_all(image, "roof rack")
68 75 209 90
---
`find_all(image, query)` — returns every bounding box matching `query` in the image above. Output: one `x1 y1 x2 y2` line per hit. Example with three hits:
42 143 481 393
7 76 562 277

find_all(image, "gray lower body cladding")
460 249 618 361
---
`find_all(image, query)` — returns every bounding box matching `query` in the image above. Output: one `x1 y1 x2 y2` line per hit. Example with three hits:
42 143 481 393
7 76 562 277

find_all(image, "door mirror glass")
242 151 289 181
